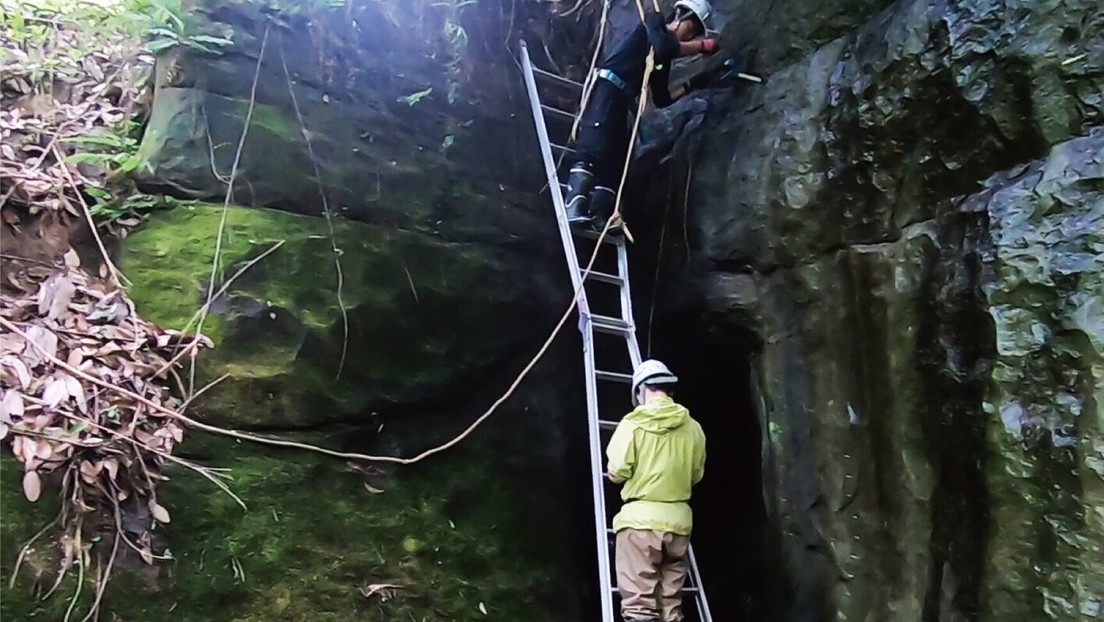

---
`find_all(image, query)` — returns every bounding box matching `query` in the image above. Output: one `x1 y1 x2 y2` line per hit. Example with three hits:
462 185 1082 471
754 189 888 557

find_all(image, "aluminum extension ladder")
518 40 714 622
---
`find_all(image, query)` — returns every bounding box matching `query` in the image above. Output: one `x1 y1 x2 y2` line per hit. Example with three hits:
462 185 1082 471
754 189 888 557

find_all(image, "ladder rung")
541 104 576 121
532 66 584 88
596 369 632 383
599 418 619 430
583 270 623 285
551 142 576 154
608 586 700 593
589 314 631 335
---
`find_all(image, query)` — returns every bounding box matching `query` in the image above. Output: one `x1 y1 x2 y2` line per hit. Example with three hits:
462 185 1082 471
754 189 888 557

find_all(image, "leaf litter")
1 247 214 618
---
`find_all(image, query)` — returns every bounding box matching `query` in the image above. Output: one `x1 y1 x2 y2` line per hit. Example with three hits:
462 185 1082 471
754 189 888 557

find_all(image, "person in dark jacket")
564 0 720 231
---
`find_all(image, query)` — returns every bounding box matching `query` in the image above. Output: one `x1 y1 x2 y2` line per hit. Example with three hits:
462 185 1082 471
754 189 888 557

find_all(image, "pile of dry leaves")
0 248 214 614
0 1 152 233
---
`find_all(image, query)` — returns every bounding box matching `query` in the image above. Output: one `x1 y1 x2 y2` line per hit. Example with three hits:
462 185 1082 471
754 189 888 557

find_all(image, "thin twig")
154 240 285 377
9 511 62 588
402 266 419 304
0 252 56 268
278 40 349 380
55 409 246 510
78 523 117 622
61 524 84 622
51 145 127 288
177 373 229 412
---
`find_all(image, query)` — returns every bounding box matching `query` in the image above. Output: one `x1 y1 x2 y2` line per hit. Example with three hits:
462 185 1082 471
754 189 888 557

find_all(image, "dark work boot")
588 185 620 234
564 164 595 225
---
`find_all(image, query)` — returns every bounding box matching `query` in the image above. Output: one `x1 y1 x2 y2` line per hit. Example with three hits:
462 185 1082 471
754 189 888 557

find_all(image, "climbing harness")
518 37 714 622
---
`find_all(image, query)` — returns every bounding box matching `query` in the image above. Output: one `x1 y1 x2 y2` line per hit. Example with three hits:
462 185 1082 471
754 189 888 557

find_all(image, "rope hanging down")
598 0 661 239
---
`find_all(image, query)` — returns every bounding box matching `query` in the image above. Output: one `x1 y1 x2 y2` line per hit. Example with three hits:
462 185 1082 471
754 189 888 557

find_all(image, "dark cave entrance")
643 314 772 622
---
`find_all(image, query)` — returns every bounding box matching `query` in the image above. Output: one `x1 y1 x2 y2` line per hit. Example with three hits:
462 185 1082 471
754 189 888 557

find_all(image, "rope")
568 0 609 144
595 0 660 238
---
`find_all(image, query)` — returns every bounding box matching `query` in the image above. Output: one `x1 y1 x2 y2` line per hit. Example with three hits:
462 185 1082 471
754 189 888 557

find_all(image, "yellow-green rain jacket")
606 396 705 536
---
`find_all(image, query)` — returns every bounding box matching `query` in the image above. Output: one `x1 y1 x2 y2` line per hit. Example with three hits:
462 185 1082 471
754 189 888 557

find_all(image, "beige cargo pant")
615 528 691 622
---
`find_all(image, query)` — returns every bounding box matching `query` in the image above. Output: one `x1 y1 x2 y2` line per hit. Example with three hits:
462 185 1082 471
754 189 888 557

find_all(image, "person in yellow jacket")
606 359 706 622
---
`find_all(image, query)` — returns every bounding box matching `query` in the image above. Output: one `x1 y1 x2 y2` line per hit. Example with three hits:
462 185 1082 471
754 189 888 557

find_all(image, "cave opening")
644 314 774 622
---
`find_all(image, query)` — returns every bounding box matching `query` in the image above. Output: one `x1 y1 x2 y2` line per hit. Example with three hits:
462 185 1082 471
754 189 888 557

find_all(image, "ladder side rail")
518 40 585 294
584 325 615 622
520 39 615 622
687 543 713 622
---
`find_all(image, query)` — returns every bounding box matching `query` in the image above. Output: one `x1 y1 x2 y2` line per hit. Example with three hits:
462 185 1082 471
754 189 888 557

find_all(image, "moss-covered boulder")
134 0 595 238
2 192 590 620
116 203 560 429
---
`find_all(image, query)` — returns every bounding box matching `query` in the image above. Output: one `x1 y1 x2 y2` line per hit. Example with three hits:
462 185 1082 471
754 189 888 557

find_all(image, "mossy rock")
118 203 552 428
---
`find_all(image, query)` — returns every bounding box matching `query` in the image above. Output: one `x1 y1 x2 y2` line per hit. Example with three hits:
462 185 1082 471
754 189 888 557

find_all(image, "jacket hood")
624 396 689 433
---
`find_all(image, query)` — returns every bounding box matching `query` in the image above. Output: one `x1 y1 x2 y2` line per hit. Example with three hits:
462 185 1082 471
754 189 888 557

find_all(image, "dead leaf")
63 249 80 268
22 325 58 365
363 482 385 494
0 390 25 422
23 470 42 502
42 377 69 407
103 458 118 481
149 501 171 524
359 583 403 602
37 273 76 320
479 602 488 615
1 357 32 389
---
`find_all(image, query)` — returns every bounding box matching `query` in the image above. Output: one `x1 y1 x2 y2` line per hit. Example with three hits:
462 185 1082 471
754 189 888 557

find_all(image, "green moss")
117 204 537 427
242 102 297 140
2 433 567 622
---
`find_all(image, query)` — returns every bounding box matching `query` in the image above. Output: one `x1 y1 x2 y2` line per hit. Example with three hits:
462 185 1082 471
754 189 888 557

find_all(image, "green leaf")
65 153 111 165
147 37 178 53
189 34 233 47
146 26 181 39
62 135 127 148
118 154 142 173
85 187 112 201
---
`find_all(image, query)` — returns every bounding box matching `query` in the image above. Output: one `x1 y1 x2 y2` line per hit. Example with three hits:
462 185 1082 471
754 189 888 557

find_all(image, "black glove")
643 9 666 31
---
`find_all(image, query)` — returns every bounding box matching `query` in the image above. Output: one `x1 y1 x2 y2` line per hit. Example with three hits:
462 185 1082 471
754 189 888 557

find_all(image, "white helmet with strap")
631 359 679 406
673 0 712 32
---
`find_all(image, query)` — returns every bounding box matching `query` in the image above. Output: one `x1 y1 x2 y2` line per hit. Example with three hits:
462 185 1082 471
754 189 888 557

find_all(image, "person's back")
607 359 706 622
607 394 705 536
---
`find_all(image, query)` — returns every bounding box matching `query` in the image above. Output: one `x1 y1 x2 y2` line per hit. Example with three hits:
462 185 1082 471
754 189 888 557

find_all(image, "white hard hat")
673 0 712 30
631 359 679 406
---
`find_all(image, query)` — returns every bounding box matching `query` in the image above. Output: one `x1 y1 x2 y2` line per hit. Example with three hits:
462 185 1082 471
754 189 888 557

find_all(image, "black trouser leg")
568 80 630 226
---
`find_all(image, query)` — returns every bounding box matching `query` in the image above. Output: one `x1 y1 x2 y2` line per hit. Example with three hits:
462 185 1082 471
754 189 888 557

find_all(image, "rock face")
632 0 1102 620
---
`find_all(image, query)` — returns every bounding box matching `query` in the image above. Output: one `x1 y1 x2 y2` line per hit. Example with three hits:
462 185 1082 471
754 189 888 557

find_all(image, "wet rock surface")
634 0 1103 619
